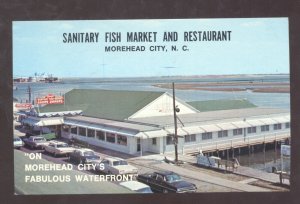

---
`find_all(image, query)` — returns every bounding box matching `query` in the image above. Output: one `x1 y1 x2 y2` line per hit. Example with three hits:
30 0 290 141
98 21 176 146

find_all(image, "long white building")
21 89 290 155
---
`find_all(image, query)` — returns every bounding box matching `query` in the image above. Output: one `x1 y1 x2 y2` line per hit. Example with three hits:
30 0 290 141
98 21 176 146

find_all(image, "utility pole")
26 85 32 104
172 82 179 163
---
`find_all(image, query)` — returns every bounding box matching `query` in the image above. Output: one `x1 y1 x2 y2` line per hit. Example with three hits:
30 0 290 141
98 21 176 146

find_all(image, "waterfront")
13 75 290 174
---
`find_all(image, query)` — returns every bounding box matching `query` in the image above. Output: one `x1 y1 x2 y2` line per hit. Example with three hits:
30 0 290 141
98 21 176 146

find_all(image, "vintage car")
23 136 49 149
44 140 76 157
96 157 138 175
68 148 101 164
119 181 153 193
13 136 24 149
137 171 197 193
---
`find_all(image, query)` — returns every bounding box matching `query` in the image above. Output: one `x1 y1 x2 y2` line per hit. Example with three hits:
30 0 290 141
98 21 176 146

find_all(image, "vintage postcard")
12 18 290 194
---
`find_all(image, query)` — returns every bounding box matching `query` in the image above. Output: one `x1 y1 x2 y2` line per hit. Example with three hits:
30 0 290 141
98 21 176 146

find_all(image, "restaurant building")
21 89 290 155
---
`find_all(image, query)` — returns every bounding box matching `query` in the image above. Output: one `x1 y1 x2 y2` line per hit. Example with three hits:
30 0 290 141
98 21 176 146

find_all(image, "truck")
23 136 50 149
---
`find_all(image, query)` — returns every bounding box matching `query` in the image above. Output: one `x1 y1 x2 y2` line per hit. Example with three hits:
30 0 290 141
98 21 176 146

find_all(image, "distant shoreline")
153 82 290 93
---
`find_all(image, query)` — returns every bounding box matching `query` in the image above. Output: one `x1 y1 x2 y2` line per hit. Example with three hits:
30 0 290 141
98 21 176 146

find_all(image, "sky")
13 18 289 78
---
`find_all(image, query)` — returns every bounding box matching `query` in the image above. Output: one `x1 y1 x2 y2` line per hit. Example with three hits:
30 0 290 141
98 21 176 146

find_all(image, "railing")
182 130 290 154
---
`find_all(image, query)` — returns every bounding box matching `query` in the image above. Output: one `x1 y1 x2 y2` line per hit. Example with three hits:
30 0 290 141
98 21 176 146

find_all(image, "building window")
261 125 269 132
218 130 228 138
96 131 105 140
62 125 70 133
78 127 86 136
152 138 157 145
274 123 282 130
184 134 196 143
117 135 127 146
202 132 212 140
106 132 116 143
233 128 243 136
87 129 95 138
285 122 290 129
166 136 173 145
247 127 256 134
71 126 77 134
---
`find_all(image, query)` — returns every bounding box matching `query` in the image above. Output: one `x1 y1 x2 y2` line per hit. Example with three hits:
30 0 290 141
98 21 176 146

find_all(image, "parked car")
44 140 76 157
137 171 197 193
23 136 49 149
68 148 101 164
96 157 138 175
13 136 24 149
119 181 153 193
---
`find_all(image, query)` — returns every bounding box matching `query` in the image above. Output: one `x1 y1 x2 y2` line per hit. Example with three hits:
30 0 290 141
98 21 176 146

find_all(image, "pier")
182 131 290 155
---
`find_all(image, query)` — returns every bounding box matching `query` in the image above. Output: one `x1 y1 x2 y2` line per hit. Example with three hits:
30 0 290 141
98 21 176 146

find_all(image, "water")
13 75 290 110
237 147 290 173
13 75 291 173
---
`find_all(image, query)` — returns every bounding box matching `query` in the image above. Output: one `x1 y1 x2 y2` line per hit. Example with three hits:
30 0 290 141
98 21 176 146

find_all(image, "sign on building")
281 145 290 157
15 103 32 109
36 94 64 105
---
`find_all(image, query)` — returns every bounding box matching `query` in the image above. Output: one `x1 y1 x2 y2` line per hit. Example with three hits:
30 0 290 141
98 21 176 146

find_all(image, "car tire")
80 159 84 164
54 152 57 157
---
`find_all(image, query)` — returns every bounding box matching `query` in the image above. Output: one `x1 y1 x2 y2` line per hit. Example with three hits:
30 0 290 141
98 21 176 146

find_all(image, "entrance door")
137 138 141 152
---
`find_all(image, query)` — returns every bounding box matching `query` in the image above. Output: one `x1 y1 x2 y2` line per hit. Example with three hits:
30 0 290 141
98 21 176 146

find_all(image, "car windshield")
83 151 95 156
57 143 69 148
165 174 182 182
113 160 128 166
136 187 153 193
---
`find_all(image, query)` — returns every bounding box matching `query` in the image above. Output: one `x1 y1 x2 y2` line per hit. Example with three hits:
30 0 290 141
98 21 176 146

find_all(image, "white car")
98 157 138 175
119 181 153 193
14 136 24 149
69 148 101 164
44 140 76 157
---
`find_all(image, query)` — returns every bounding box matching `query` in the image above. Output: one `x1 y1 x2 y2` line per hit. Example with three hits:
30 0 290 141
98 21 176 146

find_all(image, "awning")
199 124 221 132
165 128 189 136
64 120 87 127
246 120 265 127
136 129 169 139
40 118 64 126
22 117 63 126
259 118 277 125
64 120 137 136
231 121 249 128
37 110 82 117
273 117 289 123
216 123 237 130
182 126 205 134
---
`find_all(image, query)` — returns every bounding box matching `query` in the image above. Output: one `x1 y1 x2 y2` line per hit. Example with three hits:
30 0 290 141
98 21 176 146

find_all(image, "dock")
162 153 288 185
181 132 289 154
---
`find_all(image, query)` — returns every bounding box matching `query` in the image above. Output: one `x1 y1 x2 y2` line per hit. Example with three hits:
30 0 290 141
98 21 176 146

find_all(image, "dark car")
137 171 197 193
68 148 101 164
